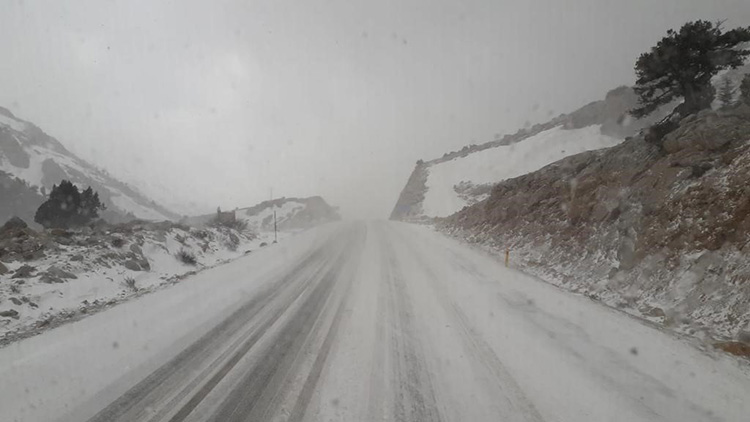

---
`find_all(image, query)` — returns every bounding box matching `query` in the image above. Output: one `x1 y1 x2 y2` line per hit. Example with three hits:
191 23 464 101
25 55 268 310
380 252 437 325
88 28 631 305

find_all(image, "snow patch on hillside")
108 191 171 221
240 200 305 232
1 146 45 188
0 114 26 132
422 125 621 217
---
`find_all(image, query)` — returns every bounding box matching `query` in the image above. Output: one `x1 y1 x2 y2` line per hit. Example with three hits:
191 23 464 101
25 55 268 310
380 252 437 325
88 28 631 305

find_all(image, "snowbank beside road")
0 224 340 422
0 221 285 345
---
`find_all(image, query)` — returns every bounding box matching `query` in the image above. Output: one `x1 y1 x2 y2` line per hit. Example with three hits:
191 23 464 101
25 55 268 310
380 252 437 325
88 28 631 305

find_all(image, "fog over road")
2 222 749 422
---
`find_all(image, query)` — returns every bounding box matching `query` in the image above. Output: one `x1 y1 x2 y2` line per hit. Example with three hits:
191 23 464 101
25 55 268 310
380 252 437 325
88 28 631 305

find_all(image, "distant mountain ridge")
0 107 179 225
183 196 341 232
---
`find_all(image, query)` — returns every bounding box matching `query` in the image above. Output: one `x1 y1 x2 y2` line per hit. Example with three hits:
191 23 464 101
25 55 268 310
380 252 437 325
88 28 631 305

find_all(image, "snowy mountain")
0 107 179 224
184 196 341 232
390 85 673 221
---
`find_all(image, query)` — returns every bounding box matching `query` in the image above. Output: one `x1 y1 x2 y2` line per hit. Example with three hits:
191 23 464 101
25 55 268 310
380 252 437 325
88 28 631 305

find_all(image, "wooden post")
274 210 277 243
505 248 509 267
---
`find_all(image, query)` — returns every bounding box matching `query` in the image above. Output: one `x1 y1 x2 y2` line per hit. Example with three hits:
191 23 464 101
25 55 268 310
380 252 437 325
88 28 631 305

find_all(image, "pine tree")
632 21 750 118
34 181 105 228
79 186 104 224
718 75 736 108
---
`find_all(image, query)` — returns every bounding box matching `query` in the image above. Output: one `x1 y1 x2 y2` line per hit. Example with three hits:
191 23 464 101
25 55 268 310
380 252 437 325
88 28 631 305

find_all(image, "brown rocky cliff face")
442 106 750 342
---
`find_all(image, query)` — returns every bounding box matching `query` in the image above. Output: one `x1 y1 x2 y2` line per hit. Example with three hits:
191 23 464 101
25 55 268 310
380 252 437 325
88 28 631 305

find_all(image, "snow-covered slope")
0 220 282 344
390 86 674 221
392 65 750 222
185 196 341 232
0 107 179 223
423 126 621 217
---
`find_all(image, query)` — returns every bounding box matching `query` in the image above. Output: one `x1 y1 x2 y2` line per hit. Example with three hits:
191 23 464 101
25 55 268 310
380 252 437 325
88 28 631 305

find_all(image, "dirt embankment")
441 105 750 349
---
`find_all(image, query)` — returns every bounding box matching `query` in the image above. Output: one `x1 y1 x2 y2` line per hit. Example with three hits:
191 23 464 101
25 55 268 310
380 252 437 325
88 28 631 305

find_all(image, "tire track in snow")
446 303 546 422
364 228 391 421
391 224 722 422
377 224 444 422
286 230 363 422
387 224 546 422
87 242 337 422
87 227 355 422
204 225 365 422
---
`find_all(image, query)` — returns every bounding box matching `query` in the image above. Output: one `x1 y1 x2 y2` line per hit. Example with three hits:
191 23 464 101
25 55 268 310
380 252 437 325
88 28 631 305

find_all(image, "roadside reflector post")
505 248 509 267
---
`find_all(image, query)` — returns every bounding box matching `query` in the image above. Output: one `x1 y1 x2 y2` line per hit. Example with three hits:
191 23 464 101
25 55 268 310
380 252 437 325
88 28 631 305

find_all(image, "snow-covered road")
2 221 750 422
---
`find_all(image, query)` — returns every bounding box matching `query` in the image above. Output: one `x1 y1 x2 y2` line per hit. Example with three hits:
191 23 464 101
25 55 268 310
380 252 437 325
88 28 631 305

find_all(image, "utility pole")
270 186 278 243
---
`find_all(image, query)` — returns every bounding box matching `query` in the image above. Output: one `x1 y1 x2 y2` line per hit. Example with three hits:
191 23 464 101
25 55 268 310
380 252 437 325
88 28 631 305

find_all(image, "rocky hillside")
184 196 341 232
441 104 750 348
0 107 179 225
391 65 750 222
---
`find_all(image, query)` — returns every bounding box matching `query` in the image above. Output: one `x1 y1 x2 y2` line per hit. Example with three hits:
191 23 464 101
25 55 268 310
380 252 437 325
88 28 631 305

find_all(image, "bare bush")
224 233 240 251
123 276 137 292
193 229 211 240
176 249 197 265
211 217 248 232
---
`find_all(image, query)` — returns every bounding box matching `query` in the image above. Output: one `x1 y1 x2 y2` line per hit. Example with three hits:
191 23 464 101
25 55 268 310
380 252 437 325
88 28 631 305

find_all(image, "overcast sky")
1 0 749 218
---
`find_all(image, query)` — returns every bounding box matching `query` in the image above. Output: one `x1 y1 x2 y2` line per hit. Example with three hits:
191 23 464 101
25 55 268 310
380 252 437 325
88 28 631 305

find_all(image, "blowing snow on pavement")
1 221 749 422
